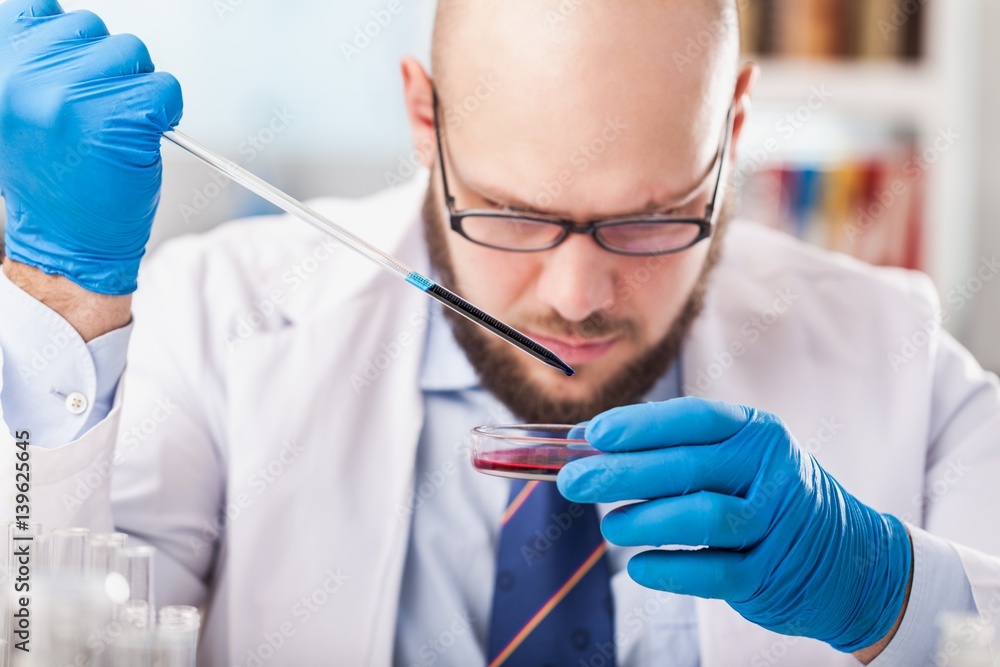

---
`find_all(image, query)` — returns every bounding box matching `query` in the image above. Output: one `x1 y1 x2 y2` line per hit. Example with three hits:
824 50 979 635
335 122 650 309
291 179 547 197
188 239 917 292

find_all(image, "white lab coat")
2 174 999 666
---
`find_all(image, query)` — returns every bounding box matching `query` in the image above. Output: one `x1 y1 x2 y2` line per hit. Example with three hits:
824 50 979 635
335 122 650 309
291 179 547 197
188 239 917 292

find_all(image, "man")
0 0 996 664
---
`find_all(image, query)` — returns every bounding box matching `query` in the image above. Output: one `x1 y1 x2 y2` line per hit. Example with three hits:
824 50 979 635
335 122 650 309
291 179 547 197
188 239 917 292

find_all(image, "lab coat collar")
419 301 482 392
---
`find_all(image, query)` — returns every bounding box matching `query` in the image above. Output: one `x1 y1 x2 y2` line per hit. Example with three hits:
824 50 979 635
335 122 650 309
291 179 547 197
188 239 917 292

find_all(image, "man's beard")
421 187 730 424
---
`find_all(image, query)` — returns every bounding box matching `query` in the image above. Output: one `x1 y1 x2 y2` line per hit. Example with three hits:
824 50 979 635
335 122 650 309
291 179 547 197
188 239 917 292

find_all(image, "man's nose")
534 232 617 323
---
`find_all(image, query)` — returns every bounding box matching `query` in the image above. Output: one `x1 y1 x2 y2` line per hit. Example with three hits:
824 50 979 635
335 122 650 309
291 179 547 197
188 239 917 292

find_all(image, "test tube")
50 528 90 576
31 524 49 579
156 606 201 667
111 601 154 667
85 533 128 578
114 546 156 625
34 576 114 667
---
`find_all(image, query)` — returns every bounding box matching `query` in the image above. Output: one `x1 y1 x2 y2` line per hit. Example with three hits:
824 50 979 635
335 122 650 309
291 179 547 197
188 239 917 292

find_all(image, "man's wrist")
852 526 915 663
1 258 132 342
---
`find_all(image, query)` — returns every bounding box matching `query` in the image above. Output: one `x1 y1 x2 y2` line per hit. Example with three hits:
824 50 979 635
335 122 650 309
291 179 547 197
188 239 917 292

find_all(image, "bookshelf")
736 0 982 330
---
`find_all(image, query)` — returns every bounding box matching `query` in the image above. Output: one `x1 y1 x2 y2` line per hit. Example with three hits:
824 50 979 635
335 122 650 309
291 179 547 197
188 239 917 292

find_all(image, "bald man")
1 0 998 665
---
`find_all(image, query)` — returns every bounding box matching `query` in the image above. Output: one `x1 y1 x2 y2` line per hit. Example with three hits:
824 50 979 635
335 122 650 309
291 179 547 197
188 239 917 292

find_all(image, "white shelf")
737 0 982 332
750 59 937 122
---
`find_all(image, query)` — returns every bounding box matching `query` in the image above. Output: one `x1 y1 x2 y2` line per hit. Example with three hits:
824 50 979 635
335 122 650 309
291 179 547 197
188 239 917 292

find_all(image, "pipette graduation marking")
404 272 575 376
162 130 575 377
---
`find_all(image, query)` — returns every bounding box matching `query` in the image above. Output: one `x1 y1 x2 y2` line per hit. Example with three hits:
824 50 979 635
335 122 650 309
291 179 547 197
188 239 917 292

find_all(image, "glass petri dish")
470 424 600 482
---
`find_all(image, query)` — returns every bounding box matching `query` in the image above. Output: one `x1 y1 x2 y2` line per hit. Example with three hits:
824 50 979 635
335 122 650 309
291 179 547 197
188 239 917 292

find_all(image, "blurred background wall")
52 0 439 245
1 0 998 370
734 0 992 368
968 0 1000 371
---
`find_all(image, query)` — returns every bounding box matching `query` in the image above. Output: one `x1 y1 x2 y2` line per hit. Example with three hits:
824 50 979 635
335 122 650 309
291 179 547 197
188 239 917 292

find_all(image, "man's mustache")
521 311 639 341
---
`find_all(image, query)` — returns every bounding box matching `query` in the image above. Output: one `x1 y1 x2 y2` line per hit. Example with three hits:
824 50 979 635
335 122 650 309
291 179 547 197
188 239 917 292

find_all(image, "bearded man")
1 0 997 665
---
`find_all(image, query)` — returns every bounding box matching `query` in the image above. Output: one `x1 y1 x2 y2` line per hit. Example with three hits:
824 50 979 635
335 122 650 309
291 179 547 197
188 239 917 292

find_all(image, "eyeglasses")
432 91 734 256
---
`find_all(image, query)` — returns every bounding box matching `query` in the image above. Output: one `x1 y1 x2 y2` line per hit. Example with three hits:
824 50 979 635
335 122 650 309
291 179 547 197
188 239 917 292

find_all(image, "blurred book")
740 0 924 61
739 154 925 271
857 0 902 60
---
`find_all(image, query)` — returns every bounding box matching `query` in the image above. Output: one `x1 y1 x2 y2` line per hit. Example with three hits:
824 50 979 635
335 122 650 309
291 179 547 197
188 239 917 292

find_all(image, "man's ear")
730 62 760 160
401 56 437 170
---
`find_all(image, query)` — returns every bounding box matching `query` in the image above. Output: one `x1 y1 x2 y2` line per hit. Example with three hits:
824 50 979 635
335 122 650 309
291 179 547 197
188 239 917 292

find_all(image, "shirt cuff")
868 525 977 666
0 266 132 446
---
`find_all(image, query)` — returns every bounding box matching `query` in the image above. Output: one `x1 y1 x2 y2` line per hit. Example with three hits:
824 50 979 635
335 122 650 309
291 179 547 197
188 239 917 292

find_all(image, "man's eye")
484 198 513 212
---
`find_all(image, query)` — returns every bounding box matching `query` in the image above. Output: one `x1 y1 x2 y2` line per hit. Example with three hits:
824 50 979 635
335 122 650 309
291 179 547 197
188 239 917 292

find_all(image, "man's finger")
2 7 107 49
586 397 752 453
557 439 759 503
1 0 63 26
76 33 155 78
601 492 766 550
627 548 753 601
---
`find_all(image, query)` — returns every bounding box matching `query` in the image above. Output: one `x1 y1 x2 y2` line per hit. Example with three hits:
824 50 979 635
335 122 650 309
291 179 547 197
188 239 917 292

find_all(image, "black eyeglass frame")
432 90 735 257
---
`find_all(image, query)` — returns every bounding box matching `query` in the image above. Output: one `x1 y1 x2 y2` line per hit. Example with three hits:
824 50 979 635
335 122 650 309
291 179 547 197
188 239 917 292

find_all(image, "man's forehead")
430 0 739 218
433 1 738 152
432 0 739 103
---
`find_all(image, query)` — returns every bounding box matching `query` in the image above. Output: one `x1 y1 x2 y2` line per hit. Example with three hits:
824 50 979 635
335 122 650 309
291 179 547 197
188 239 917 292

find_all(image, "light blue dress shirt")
392 303 699 667
0 267 130 444
0 265 977 665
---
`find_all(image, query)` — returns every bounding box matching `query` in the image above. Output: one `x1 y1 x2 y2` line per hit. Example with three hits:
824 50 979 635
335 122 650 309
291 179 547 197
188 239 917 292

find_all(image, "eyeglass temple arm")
431 88 458 209
706 104 737 225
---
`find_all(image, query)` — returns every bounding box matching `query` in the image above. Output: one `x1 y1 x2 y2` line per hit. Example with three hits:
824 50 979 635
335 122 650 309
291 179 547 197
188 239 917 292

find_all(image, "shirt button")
65 392 88 415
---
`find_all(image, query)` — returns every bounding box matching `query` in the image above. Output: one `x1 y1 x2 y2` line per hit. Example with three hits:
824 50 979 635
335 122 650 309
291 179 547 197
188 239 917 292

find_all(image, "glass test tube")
115 546 156 625
50 527 90 576
85 532 128 578
111 601 154 667
30 524 49 580
37 577 113 667
156 606 201 667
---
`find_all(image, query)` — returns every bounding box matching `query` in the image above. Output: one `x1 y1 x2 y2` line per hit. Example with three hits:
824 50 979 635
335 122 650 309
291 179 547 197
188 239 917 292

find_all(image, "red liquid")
473 446 599 480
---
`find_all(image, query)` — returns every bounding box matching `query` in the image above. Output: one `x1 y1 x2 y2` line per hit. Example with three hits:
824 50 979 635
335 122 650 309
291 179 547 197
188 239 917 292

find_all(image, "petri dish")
470 425 600 482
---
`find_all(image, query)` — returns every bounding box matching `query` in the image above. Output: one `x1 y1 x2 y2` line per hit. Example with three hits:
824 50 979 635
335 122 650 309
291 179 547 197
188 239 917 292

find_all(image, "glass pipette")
162 131 574 377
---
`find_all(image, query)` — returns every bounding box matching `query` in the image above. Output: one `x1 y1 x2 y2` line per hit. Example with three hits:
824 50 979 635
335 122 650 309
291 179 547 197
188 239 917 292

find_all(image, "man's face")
417 0 742 422
423 182 727 424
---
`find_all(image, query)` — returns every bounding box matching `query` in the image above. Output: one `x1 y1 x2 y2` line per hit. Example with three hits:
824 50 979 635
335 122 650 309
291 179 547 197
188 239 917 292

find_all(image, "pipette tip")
551 357 576 377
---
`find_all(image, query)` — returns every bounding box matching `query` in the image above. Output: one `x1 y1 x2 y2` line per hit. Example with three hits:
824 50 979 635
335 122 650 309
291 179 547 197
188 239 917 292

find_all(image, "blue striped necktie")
487 479 615 667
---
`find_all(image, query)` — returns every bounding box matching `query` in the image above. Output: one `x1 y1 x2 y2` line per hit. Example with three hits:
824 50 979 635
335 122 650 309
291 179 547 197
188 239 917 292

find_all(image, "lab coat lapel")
222 280 426 663
220 184 431 664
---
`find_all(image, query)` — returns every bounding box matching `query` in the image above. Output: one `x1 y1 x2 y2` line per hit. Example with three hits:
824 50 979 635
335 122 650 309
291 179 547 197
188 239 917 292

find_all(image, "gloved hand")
557 397 912 653
0 0 183 295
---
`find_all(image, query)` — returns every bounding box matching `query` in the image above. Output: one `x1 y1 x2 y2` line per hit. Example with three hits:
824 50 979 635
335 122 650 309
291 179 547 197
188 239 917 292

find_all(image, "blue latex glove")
558 397 913 653
0 0 183 295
